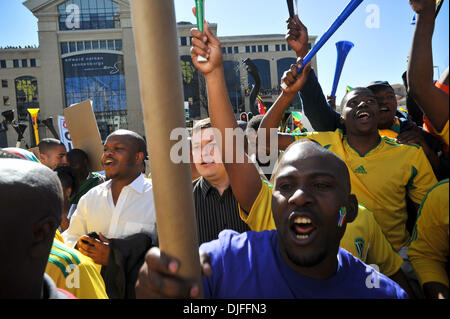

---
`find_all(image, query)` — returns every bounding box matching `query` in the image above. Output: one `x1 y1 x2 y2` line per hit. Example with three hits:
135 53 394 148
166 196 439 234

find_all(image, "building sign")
62 53 127 139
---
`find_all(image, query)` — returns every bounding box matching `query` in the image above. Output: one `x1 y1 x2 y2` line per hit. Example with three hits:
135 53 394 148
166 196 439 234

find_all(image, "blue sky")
1 0 448 103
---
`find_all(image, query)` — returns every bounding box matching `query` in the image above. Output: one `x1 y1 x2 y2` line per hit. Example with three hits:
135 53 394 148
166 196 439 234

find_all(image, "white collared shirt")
62 174 157 247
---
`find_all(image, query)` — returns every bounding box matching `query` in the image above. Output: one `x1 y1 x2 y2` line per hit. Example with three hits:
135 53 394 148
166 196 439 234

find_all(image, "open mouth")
103 158 116 167
355 110 372 122
289 214 318 244
379 107 390 113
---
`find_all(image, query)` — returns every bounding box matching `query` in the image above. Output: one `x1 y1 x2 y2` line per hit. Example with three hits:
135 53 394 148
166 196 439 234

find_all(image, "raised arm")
259 61 312 151
190 22 262 213
408 0 449 132
286 15 342 131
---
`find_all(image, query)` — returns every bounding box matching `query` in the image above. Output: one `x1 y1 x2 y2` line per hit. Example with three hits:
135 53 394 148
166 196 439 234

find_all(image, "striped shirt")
193 177 250 245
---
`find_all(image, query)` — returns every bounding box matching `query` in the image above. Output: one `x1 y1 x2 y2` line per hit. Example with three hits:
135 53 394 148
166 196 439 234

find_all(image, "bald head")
0 159 63 222
0 159 64 298
274 140 351 193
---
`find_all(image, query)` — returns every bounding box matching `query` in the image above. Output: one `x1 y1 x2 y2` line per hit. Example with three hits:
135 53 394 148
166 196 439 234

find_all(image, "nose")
288 187 314 208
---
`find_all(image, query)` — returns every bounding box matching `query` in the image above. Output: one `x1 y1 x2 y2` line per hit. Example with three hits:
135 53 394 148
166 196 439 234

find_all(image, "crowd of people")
0 0 448 300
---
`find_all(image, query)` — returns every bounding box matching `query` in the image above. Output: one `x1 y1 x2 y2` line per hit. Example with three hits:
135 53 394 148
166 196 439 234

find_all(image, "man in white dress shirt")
62 130 157 266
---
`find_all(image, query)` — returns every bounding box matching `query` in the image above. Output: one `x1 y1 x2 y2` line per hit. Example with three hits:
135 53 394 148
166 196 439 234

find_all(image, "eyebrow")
275 170 338 182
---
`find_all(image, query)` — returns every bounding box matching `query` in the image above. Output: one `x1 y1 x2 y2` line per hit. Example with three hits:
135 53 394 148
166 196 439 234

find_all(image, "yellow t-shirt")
379 117 401 139
429 120 449 147
292 130 438 250
46 238 109 299
239 180 404 277
408 179 449 287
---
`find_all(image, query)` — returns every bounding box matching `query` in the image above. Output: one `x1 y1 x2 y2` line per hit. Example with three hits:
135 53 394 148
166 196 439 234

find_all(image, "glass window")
92 40 99 49
245 46 250 53
100 40 107 49
61 42 69 54
227 47 232 54
308 42 312 50
2 80 7 88
282 44 287 51
69 42 76 52
252 45 256 53
234 46 239 54
13 60 19 68
180 37 187 46
114 39 122 51
0 60 6 68
58 0 120 31
30 59 36 67
275 44 280 51
84 41 92 50
258 45 262 52
248 59 271 90
77 41 84 51
22 59 28 67
222 47 226 54
264 45 269 52
15 76 39 120
107 40 115 50
62 53 128 139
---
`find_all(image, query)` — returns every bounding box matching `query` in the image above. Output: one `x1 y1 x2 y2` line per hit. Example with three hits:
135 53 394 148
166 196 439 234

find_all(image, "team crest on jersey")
354 238 365 260
354 165 367 175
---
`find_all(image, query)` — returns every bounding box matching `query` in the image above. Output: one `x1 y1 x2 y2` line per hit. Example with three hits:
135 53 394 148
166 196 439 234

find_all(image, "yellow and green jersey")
239 180 404 277
408 179 449 287
379 117 401 140
46 238 109 299
291 129 437 250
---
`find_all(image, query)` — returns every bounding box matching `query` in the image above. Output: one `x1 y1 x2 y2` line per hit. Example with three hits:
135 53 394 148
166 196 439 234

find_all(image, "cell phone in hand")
81 232 100 245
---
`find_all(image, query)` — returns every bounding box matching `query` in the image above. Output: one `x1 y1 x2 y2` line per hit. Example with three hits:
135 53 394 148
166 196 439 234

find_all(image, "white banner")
58 115 73 151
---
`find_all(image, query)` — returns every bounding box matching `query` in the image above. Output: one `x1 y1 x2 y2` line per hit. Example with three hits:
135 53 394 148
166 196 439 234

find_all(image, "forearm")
300 70 342 131
408 10 435 94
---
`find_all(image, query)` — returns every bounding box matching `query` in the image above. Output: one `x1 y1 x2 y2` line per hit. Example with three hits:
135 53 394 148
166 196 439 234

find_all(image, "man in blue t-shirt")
135 140 407 299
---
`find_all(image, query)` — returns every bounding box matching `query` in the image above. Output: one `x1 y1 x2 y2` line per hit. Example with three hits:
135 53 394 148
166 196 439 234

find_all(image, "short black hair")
54 166 79 195
341 87 377 108
67 148 89 164
107 129 148 159
38 138 65 154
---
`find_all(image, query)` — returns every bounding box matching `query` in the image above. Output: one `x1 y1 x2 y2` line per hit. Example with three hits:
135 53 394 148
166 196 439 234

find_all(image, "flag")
257 95 266 115
291 111 305 132
346 85 353 92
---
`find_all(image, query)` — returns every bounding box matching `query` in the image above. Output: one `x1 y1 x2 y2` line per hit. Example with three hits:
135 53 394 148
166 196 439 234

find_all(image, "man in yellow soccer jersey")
188 24 414 297
260 67 437 254
408 179 449 299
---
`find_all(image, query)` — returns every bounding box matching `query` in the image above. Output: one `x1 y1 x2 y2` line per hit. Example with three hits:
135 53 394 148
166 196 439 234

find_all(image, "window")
180 37 187 46
258 45 262 52
245 46 250 53
3 96 10 106
308 43 312 50
69 42 76 52
252 46 256 53
2 80 7 88
30 59 36 67
108 40 115 50
282 44 287 51
264 45 269 52
275 44 280 51
84 41 92 50
15 76 39 120
92 41 99 49
61 42 69 54
100 40 107 49
0 60 6 68
227 47 232 54
77 41 84 51
22 59 28 67
222 47 226 54
13 60 19 68
234 46 239 54
58 0 120 31
115 39 122 51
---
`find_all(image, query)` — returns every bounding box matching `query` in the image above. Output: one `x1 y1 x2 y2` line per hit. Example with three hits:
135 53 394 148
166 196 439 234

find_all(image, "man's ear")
30 217 58 259
38 153 47 165
136 152 145 165
339 115 345 126
345 194 359 224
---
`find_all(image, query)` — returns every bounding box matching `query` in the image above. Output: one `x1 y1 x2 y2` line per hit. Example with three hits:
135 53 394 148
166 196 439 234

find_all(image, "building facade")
0 0 317 148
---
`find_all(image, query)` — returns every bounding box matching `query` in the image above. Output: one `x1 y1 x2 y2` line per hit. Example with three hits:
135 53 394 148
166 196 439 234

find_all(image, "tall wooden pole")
130 0 202 297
